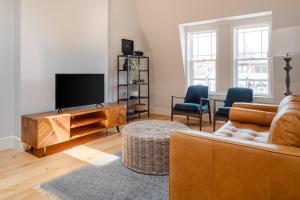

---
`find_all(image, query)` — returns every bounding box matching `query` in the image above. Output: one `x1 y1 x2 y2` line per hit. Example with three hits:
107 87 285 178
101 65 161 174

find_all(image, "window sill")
253 95 274 104
209 92 274 104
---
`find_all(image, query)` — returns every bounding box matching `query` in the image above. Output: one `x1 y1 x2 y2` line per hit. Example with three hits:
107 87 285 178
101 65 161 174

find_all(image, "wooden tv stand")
21 103 126 156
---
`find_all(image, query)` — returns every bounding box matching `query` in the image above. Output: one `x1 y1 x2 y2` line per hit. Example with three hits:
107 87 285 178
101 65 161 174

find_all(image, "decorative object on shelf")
130 90 139 97
133 51 144 56
272 26 300 96
134 103 146 112
123 58 128 70
129 58 139 84
138 79 145 84
122 39 134 55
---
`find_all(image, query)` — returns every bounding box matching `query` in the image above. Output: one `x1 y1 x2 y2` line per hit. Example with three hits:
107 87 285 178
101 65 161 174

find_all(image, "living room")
1 0 300 199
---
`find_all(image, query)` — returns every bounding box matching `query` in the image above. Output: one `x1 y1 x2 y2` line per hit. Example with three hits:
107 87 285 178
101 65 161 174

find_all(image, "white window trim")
232 19 273 97
181 12 273 101
186 27 218 92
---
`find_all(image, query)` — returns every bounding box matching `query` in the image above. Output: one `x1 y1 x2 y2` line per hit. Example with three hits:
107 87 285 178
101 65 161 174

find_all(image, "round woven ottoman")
122 120 190 175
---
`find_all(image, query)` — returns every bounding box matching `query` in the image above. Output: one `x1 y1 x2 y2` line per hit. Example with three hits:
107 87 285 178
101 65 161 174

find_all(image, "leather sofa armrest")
233 102 278 113
229 107 276 127
170 130 300 200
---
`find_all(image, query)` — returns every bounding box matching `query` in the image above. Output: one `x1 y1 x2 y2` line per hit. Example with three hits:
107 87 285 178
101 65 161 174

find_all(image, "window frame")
181 13 273 99
233 21 273 97
186 28 218 92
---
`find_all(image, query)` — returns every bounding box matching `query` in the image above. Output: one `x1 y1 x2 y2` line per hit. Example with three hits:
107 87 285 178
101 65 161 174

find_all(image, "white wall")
18 0 148 115
135 0 300 114
108 0 148 102
20 0 109 115
0 0 16 138
0 0 148 150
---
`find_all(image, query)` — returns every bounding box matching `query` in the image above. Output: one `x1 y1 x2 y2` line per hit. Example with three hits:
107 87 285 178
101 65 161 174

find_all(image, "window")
181 12 272 97
188 30 216 92
234 25 271 96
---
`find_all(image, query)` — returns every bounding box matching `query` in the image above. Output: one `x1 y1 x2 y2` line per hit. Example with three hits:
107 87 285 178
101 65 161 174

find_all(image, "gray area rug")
40 154 168 200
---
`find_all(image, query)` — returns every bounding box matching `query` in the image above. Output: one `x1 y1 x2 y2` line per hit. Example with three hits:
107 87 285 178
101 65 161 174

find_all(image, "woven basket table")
122 120 190 175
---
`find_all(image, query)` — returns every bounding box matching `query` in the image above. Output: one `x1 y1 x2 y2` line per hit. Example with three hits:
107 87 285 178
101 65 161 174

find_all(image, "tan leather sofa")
170 95 300 200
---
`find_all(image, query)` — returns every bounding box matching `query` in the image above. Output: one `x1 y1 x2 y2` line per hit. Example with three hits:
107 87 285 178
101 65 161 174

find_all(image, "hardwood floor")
0 114 223 200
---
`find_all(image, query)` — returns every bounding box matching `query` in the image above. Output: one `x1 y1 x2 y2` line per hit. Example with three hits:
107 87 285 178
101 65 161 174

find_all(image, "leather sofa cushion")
278 95 300 111
269 99 300 147
230 107 276 127
215 121 269 143
233 102 278 113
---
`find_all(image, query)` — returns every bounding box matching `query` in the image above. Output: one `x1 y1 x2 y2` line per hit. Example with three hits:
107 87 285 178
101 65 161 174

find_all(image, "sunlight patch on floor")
62 145 118 165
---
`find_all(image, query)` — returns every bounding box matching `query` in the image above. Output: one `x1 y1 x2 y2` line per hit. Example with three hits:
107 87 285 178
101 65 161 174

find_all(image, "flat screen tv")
55 74 105 110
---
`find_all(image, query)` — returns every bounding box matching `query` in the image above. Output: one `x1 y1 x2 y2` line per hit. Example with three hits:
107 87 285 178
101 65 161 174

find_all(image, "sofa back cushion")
268 95 300 147
230 107 276 127
278 95 300 110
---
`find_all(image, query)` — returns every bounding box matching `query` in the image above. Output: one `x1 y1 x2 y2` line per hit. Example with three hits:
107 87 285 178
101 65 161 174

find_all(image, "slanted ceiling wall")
135 0 300 114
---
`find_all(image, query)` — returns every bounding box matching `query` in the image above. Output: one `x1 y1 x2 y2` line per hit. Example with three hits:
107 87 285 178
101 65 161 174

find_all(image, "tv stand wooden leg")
43 147 47 157
116 126 120 133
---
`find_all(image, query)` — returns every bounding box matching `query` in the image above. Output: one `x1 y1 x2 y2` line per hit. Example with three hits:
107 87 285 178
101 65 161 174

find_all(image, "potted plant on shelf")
129 58 139 85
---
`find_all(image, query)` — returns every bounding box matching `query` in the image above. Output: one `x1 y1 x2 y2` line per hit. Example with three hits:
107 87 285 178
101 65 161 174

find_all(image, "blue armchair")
213 87 253 131
171 85 211 130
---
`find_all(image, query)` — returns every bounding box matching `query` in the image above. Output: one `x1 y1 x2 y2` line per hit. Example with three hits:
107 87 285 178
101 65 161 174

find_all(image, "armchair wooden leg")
213 117 216 132
199 99 203 131
171 96 174 121
213 99 216 132
208 103 212 124
199 112 202 131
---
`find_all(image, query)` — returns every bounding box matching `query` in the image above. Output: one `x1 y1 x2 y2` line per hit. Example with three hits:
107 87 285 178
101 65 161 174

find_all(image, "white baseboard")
150 106 189 120
150 106 170 116
150 106 208 120
0 136 24 152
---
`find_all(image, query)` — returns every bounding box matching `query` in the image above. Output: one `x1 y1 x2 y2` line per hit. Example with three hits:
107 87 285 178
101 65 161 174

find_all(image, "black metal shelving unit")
117 55 150 120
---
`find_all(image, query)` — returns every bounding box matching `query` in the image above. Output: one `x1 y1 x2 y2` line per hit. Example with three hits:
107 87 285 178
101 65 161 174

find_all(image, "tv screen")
55 74 105 109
